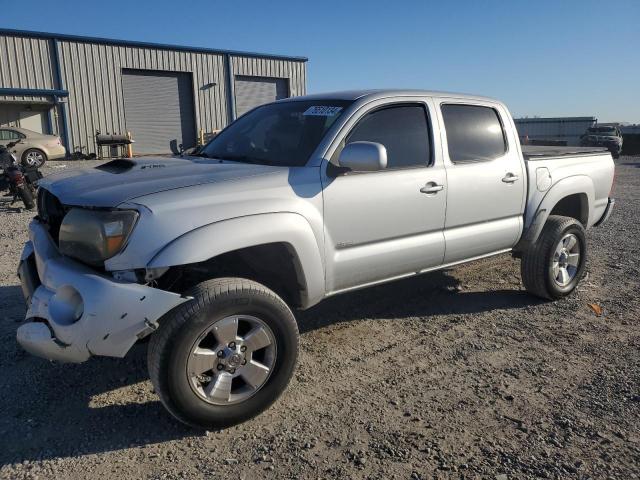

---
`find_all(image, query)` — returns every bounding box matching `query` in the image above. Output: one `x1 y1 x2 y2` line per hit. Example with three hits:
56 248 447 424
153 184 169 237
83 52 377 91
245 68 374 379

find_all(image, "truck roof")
279 89 499 103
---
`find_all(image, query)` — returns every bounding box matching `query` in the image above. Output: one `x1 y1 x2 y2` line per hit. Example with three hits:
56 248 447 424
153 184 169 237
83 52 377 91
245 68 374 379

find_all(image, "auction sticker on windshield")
303 106 343 116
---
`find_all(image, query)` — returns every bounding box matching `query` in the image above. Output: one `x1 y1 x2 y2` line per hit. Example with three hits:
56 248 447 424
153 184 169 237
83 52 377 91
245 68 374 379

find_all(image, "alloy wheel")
552 233 581 287
186 315 277 405
25 151 44 167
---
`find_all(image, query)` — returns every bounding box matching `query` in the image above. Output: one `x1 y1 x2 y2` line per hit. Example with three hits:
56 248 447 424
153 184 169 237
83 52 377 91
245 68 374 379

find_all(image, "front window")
337 105 432 169
200 100 352 167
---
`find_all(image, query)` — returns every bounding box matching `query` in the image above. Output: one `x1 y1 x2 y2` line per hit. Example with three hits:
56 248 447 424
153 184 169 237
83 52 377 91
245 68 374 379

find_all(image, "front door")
322 102 447 293
437 102 526 263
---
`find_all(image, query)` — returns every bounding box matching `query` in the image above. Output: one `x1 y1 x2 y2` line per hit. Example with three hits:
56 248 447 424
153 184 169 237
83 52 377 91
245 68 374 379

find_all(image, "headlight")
59 208 139 265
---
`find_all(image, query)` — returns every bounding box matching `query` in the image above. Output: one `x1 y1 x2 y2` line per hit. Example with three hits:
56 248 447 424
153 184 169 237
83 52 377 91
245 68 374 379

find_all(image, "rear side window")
0 129 21 141
441 104 507 163
345 105 431 169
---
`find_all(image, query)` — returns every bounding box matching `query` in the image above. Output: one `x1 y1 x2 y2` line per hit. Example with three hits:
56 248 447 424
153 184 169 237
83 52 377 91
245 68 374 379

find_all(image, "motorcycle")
0 140 42 210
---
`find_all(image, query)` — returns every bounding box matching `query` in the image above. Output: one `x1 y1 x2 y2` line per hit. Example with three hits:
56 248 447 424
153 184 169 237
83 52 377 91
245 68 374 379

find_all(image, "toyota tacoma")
16 90 615 428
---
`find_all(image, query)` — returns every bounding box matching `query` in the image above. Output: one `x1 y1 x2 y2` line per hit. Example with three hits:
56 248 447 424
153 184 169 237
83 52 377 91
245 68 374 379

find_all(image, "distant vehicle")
0 127 66 167
580 125 623 158
17 90 615 429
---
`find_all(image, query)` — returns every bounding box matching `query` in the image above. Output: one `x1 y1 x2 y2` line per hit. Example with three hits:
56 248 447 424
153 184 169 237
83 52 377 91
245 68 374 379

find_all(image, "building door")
19 110 45 133
122 69 196 154
234 76 289 117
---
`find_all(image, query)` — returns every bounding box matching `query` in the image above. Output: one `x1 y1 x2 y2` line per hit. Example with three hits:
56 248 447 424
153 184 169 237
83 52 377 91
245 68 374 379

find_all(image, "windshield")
588 127 617 135
200 100 352 167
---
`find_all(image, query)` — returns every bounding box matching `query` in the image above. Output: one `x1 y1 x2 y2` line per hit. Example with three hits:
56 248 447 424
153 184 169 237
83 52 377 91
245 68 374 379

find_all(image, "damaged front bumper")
16 220 189 363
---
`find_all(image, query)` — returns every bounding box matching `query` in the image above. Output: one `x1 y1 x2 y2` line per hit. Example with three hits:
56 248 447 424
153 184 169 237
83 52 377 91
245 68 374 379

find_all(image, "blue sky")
3 0 639 122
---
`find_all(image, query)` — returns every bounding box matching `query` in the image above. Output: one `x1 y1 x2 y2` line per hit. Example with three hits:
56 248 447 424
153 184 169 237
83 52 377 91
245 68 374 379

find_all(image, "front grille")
37 188 66 243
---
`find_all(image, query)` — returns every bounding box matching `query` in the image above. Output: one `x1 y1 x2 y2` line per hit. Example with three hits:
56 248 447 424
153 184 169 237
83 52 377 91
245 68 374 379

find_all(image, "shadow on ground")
0 269 542 465
298 269 541 333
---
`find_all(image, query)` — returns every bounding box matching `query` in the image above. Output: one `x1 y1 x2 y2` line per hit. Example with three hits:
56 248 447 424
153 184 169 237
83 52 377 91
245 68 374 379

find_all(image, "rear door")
437 101 526 263
322 99 447 293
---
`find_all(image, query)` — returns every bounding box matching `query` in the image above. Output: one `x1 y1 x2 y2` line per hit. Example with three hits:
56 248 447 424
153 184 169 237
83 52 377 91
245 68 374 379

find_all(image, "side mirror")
338 141 387 172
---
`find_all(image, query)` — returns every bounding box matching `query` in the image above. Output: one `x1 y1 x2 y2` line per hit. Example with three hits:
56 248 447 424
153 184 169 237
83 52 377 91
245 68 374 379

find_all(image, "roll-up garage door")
234 76 289 117
122 69 196 154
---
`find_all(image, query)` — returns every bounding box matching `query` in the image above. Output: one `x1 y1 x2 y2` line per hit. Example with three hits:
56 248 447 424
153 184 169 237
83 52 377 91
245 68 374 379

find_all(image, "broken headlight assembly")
59 208 139 266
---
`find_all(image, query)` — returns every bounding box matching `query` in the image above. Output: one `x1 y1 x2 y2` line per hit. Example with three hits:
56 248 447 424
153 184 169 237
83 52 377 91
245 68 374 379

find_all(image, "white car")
0 127 66 167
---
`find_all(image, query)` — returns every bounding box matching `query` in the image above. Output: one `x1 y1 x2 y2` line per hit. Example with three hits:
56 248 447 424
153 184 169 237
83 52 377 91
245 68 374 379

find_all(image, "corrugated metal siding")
58 41 228 153
0 32 308 154
231 56 306 97
0 35 57 102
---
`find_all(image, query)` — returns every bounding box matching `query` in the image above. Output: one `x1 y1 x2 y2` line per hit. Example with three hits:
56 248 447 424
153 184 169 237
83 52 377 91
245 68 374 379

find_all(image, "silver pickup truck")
17 90 615 428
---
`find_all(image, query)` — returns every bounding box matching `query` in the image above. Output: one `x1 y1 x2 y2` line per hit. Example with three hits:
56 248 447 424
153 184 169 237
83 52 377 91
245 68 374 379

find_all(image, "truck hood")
39 157 283 207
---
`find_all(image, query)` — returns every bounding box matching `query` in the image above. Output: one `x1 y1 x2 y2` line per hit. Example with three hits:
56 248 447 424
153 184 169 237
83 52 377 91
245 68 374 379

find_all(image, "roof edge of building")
0 28 308 63
515 116 596 123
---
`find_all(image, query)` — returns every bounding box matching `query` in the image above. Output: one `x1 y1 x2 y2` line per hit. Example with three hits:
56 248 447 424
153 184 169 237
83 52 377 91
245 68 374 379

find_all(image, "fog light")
49 286 84 326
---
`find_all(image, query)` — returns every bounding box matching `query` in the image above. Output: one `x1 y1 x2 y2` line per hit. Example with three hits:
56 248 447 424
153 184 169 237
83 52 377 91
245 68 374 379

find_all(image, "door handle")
420 183 444 194
502 173 519 183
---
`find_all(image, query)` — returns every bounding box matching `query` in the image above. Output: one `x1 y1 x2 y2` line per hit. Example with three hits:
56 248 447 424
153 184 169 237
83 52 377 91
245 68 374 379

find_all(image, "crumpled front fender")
16 220 190 363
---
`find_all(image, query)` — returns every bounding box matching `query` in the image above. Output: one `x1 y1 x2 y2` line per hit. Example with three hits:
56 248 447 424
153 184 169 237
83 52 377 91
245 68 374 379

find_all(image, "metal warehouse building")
0 29 307 155
514 116 596 146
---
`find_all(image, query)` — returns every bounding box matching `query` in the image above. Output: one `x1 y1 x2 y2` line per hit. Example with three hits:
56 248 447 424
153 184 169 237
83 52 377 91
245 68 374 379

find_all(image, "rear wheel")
148 277 299 429
521 215 587 299
21 149 47 168
16 184 35 210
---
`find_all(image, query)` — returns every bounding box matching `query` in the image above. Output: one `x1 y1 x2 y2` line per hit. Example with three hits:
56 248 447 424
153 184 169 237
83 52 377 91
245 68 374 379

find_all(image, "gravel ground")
0 157 639 479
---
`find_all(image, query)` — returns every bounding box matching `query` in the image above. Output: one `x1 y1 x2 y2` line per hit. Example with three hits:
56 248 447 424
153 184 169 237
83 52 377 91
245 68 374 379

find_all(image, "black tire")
21 148 47 168
16 184 35 210
148 277 299 429
521 215 587 300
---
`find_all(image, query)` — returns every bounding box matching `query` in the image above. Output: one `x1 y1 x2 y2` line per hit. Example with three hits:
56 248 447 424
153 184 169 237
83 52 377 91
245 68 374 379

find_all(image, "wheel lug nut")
217 364 224 371
241 359 247 365
240 345 247 352
229 368 236 374
228 342 236 349
217 350 224 357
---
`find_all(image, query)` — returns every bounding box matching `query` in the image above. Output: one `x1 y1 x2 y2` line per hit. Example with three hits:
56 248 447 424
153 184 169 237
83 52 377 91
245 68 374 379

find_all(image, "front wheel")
521 215 587 300
147 278 299 429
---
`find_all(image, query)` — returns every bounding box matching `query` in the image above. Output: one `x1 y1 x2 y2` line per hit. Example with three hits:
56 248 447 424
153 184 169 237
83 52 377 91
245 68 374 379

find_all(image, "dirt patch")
1 157 639 479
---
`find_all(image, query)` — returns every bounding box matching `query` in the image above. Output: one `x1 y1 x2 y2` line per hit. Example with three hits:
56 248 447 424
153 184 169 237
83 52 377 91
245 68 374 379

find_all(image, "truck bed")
522 145 608 160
